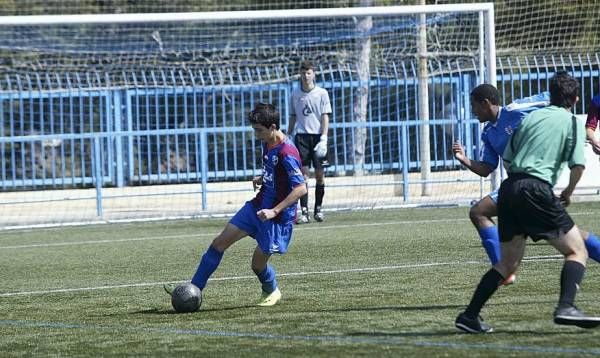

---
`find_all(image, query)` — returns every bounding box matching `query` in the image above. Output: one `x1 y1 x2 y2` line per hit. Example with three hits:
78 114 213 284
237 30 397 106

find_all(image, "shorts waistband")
507 172 551 186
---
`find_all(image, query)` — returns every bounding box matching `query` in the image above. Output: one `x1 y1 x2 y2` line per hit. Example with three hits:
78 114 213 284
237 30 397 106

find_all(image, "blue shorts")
229 201 294 255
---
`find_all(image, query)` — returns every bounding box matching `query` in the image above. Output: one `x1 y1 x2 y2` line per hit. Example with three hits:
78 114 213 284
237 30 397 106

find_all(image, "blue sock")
256 264 277 294
191 245 223 290
479 226 501 265
585 232 600 263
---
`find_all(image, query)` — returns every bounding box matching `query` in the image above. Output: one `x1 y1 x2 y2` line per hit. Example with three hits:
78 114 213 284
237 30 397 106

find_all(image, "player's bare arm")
256 183 308 221
288 115 296 137
321 113 330 138
559 165 584 207
586 127 600 155
452 141 495 177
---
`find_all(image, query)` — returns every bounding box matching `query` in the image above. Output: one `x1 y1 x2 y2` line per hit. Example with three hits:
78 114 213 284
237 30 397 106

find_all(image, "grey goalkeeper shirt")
290 85 332 135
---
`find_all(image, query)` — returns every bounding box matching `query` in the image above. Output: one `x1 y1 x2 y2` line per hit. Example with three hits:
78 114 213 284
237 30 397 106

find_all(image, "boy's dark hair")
470 84 500 105
248 103 280 130
299 60 315 72
549 71 579 108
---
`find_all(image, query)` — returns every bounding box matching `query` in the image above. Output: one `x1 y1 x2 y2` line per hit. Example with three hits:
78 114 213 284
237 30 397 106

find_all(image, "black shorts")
497 173 574 242
294 133 327 170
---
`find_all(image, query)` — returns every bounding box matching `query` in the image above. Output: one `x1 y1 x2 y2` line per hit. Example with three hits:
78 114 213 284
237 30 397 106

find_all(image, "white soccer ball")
171 283 202 313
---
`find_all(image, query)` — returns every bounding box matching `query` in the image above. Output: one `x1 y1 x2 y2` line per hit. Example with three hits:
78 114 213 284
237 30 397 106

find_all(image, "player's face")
470 98 494 123
300 69 315 86
251 123 275 142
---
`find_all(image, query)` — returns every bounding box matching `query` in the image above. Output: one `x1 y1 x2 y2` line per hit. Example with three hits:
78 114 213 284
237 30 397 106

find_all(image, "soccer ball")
171 283 202 313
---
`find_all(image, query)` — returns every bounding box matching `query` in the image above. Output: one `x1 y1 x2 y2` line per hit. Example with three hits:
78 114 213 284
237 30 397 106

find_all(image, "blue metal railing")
1 56 600 217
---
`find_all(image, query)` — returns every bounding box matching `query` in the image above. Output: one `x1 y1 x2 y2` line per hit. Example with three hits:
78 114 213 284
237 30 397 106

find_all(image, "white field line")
0 256 563 298
1 210 597 249
0 218 465 249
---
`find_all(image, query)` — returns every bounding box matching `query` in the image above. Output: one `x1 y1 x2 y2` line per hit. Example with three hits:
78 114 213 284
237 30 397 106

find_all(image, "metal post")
200 131 208 211
93 136 104 218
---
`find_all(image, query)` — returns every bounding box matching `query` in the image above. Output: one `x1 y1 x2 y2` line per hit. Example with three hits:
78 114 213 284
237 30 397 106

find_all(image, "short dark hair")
248 103 280 130
470 84 500 105
299 60 315 72
549 71 579 108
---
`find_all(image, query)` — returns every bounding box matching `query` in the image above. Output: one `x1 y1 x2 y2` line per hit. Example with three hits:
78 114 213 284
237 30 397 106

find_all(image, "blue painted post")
93 136 104 218
200 131 208 211
401 122 409 202
113 90 124 187
461 73 472 160
125 90 135 184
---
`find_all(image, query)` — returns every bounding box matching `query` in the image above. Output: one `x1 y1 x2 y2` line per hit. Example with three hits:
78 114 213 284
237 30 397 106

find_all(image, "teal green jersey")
502 105 585 186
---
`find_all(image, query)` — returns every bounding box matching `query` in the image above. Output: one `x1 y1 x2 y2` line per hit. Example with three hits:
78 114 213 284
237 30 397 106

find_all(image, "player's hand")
559 190 572 207
256 208 277 222
591 140 600 155
252 176 263 191
314 135 328 158
452 140 466 161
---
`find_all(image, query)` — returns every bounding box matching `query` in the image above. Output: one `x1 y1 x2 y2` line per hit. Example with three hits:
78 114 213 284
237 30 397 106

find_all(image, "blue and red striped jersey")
251 137 304 223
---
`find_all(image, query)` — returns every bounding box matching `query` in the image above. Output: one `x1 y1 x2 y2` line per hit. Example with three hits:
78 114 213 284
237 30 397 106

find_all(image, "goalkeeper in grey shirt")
288 60 332 224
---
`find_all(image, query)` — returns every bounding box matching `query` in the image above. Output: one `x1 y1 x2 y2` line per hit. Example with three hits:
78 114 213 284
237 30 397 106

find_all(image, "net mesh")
0 12 481 82
1 0 598 62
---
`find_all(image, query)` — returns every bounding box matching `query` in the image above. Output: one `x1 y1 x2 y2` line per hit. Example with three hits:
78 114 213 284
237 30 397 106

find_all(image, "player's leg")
470 193 500 265
189 222 247 290
471 191 515 284
456 178 523 333
313 165 325 222
164 221 247 296
187 202 258 290
455 235 526 334
252 246 281 306
295 134 311 224
253 219 293 306
520 178 600 327
547 226 600 327
298 165 310 224
580 229 600 263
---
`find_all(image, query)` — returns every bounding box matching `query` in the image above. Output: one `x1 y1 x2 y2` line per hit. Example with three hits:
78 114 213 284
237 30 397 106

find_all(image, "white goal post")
0 4 497 228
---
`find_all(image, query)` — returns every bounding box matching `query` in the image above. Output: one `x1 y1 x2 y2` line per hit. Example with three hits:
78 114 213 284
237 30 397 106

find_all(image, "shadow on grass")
347 327 587 338
317 299 563 314
132 304 257 316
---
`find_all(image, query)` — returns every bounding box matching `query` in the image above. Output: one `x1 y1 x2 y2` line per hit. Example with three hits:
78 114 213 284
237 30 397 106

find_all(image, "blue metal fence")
1 56 600 210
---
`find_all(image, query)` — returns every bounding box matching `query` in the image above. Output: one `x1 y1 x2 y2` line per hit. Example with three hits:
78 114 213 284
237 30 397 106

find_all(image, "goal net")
0 4 496 228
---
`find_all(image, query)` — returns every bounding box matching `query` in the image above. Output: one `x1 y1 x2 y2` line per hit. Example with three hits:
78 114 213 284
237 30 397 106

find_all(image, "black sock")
315 184 325 210
464 268 504 319
300 183 309 210
558 260 585 308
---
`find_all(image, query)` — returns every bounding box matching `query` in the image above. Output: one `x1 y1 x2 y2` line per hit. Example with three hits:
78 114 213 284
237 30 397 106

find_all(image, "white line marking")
0 218 464 249
0 257 562 297
2 318 600 355
0 233 208 249
1 210 596 249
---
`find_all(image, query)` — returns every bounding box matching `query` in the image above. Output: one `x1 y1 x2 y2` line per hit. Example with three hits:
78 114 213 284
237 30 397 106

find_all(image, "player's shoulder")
279 139 301 157
313 85 329 95
505 92 549 112
499 106 531 123
592 94 600 107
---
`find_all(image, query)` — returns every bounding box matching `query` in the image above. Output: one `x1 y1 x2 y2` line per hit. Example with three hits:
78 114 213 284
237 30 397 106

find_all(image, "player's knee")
568 244 588 262
469 205 487 226
210 238 228 253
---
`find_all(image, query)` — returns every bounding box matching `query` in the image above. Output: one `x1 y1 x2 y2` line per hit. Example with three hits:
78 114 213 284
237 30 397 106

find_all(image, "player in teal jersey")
453 85 600 287
456 72 600 333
